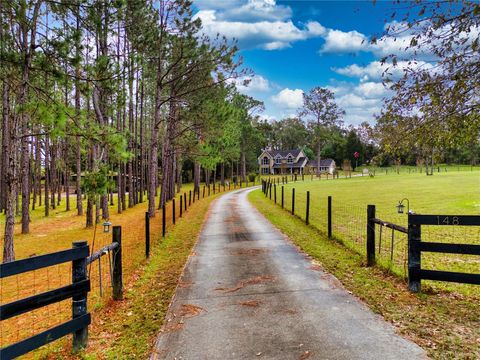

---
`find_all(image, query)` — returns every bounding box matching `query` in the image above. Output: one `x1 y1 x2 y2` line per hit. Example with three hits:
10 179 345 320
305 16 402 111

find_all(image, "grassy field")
0 180 252 357
261 171 480 295
248 189 480 359
261 164 480 181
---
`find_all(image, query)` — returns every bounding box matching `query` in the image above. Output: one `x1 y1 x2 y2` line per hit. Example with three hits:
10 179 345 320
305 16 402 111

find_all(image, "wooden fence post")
189 190 192 206
366 205 376 266
172 199 176 224
274 184 277 204
306 191 310 225
208 185 211 196
203 186 205 198
198 188 200 200
328 196 332 239
112 226 123 300
281 186 284 208
162 204 166 237
72 241 89 351
269 183 272 200
145 212 150 258
408 218 422 293
179 195 183 217
292 188 295 215
184 192 187 211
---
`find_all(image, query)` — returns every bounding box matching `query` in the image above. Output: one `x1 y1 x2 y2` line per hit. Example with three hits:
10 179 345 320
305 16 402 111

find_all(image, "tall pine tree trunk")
220 162 225 186
1 81 10 213
240 151 246 181
44 137 50 217
316 142 321 177
194 162 201 192
159 94 178 207
75 11 83 216
2 80 16 262
176 158 182 194
148 124 159 216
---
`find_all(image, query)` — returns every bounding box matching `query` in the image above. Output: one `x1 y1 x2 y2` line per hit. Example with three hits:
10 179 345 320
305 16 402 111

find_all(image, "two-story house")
258 149 336 175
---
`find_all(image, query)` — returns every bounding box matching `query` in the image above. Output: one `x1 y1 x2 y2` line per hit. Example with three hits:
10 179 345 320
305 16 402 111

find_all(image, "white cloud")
306 21 326 36
337 93 379 108
332 60 434 81
355 82 391 98
195 10 316 50
196 0 292 22
194 2 327 51
320 29 368 54
271 88 304 109
324 81 393 125
225 0 292 22
233 75 271 93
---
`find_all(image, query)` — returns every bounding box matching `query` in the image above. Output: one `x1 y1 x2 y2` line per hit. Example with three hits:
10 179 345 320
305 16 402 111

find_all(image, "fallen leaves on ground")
238 300 262 307
177 304 204 318
215 275 275 293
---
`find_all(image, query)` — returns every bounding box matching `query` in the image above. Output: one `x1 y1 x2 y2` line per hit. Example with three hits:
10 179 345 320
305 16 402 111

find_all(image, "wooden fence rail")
407 214 480 292
0 242 91 359
260 182 479 293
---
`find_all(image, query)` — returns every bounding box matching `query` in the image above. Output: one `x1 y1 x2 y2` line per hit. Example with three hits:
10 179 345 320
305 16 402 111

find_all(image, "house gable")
258 150 273 161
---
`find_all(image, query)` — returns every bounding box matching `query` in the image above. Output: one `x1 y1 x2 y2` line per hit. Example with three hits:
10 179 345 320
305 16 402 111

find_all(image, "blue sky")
192 0 437 125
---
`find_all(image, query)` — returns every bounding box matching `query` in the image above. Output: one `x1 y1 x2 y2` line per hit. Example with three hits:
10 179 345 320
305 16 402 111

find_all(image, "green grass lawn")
261 171 480 295
248 189 480 359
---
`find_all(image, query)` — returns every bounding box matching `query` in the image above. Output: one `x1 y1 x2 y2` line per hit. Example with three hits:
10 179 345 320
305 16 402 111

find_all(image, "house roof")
266 149 301 158
273 163 304 169
306 159 335 167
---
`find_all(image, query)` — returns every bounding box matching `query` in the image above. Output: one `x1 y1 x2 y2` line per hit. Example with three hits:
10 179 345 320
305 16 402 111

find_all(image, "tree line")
0 0 264 262
1 0 478 262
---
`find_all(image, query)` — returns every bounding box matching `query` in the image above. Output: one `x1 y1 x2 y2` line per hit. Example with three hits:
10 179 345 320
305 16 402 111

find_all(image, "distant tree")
344 130 363 170
271 117 309 150
380 1 479 119
378 1 480 164
298 87 344 176
302 146 315 160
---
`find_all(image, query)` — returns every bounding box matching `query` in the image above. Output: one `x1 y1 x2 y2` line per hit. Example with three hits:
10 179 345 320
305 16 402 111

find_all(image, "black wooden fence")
406 214 480 292
261 181 480 293
0 242 91 359
0 226 124 359
367 209 480 292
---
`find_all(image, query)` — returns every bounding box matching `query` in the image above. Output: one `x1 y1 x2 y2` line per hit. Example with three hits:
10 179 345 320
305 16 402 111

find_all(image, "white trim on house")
258 149 335 175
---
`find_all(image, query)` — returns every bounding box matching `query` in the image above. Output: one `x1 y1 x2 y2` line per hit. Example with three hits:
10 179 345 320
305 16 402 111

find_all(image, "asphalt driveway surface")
151 188 426 360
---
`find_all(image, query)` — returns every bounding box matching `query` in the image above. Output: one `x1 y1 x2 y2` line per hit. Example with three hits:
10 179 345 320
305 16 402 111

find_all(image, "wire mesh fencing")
261 180 480 294
0 179 257 352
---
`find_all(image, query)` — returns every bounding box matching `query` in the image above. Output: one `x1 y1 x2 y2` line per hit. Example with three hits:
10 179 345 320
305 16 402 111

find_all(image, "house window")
287 156 293 164
262 156 269 165
275 157 281 164
262 168 269 174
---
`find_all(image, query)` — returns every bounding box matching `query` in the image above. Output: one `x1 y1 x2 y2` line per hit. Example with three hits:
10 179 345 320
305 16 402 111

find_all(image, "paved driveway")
151 188 427 360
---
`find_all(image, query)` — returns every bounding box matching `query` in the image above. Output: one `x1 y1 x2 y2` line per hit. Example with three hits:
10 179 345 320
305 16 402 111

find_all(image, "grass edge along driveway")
32 193 219 360
248 189 480 360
